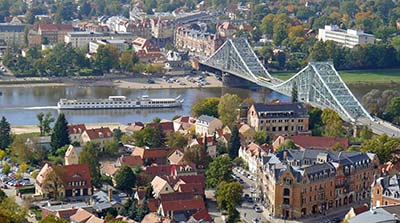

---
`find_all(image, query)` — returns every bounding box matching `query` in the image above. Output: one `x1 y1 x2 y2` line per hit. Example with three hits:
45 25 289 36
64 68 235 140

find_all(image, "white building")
89 39 129 54
195 115 223 136
65 31 110 49
318 25 375 48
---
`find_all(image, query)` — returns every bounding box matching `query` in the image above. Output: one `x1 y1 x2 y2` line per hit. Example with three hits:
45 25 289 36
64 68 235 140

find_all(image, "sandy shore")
0 76 223 89
11 122 129 135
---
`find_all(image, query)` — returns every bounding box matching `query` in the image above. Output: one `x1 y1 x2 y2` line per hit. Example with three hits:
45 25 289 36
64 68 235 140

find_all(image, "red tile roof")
51 164 92 189
84 127 112 140
68 124 87 135
286 135 349 150
158 192 199 201
160 199 205 213
147 122 174 133
119 155 143 168
353 204 369 215
144 164 196 177
191 209 213 222
196 136 216 146
178 183 205 195
132 147 171 160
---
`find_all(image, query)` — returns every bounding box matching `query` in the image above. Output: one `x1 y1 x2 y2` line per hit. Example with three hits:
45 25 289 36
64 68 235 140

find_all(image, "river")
0 83 398 125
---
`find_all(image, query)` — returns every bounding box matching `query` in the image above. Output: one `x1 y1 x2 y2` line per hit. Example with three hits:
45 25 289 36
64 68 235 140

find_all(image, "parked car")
252 218 260 223
255 207 262 213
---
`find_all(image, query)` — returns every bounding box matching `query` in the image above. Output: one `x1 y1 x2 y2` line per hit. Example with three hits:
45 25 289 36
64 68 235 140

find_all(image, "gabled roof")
51 164 92 189
151 176 170 195
168 149 185 165
70 208 93 223
119 155 143 168
68 124 87 135
132 147 171 160
39 24 74 32
160 199 205 213
353 204 369 215
146 122 175 133
197 115 218 123
84 127 112 140
191 209 213 222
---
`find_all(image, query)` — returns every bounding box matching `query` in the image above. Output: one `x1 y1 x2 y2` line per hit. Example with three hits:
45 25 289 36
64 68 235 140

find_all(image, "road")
358 117 400 137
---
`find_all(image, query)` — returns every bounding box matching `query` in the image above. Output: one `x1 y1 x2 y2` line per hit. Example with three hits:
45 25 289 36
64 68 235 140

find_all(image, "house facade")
81 127 113 151
248 102 310 136
195 115 223 136
372 174 400 208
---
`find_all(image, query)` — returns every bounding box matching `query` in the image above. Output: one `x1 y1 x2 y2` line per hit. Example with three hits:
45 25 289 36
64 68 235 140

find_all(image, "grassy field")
271 69 400 83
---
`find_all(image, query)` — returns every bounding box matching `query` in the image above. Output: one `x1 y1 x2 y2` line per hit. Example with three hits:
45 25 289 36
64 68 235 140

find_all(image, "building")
372 174 400 208
131 147 172 166
348 205 400 223
238 142 267 174
343 204 369 222
35 163 92 199
273 135 349 151
318 25 375 48
40 202 90 220
116 155 143 168
132 37 163 63
0 23 26 46
64 145 82 165
175 26 224 57
68 124 87 145
150 18 175 40
89 39 129 54
247 102 310 136
38 24 74 45
65 31 109 49
259 149 378 219
217 22 237 38
81 127 113 151
195 115 223 136
189 136 217 158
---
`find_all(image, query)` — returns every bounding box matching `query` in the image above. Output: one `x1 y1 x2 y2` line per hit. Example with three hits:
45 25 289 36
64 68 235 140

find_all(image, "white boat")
57 95 184 110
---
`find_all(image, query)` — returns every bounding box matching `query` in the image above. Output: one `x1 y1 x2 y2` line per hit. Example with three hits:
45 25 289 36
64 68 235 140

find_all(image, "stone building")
247 102 310 136
259 149 379 219
371 174 400 208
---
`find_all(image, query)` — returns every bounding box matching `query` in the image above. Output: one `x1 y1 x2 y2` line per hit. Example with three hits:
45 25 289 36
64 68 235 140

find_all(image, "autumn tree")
183 144 211 168
321 109 344 137
192 97 220 118
216 181 243 222
166 132 188 148
361 134 400 163
37 112 55 136
114 165 136 192
218 94 241 126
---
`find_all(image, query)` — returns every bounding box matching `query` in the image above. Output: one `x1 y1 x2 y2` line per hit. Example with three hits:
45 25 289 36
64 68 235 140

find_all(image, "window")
283 188 290 196
283 198 290 205
376 189 380 195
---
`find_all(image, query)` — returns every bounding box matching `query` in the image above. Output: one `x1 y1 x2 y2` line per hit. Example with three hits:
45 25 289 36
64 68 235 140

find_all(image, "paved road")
358 117 400 137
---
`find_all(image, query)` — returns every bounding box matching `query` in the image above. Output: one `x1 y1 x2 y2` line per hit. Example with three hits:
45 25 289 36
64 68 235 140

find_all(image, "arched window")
284 188 290 196
377 189 380 195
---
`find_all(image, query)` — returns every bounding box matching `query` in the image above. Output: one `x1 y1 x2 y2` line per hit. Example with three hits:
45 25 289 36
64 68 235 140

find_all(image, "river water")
0 83 398 125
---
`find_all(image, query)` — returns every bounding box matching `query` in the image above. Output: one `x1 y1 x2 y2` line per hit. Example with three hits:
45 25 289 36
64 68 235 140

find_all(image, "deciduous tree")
218 94 241 126
191 97 220 118
183 144 211 168
166 132 188 148
79 142 101 186
216 181 243 222
205 155 232 188
114 165 136 192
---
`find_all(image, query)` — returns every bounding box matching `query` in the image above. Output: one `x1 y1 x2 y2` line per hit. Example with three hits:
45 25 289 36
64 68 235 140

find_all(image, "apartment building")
259 149 379 219
318 25 375 48
0 23 26 46
89 39 129 54
65 31 110 49
371 174 400 208
175 26 224 58
38 24 74 45
247 102 310 136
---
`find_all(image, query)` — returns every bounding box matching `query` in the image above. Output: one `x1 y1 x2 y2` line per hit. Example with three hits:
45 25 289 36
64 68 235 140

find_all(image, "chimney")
108 188 113 202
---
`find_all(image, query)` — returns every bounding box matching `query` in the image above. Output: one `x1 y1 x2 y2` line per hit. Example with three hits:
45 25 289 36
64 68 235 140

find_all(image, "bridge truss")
201 38 373 123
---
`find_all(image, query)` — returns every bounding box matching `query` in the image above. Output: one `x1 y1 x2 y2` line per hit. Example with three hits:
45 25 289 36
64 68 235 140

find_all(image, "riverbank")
0 75 222 89
271 68 400 83
11 122 128 135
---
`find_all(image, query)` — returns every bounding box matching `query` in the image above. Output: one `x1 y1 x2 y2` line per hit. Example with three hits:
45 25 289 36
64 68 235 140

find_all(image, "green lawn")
271 69 400 83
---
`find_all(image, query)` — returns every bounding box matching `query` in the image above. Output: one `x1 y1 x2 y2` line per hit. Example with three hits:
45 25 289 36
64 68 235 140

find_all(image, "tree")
359 125 373 141
43 169 65 200
361 134 400 163
255 130 268 145
277 139 297 151
218 94 241 126
183 144 211 168
79 142 101 186
192 97 220 118
104 140 119 156
309 41 328 61
19 162 27 173
2 163 10 174
321 109 344 137
114 165 136 192
205 155 233 188
0 197 28 222
386 97 400 124
94 45 119 72
228 126 241 159
51 113 70 151
166 132 188 148
291 82 298 103
0 116 12 150
216 181 243 222
40 214 69 223
37 112 55 136
113 128 123 142
0 150 5 160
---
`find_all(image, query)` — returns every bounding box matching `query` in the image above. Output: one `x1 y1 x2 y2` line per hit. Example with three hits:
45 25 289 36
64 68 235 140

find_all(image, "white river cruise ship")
57 95 184 110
